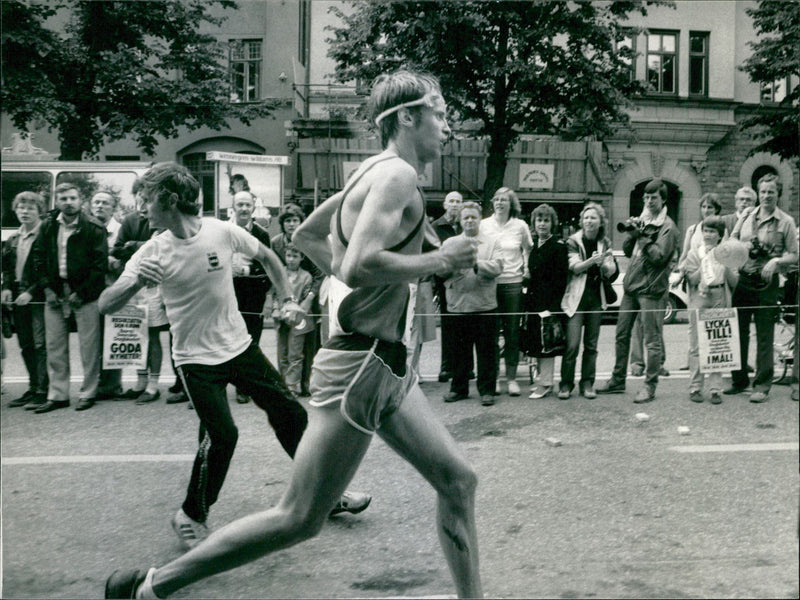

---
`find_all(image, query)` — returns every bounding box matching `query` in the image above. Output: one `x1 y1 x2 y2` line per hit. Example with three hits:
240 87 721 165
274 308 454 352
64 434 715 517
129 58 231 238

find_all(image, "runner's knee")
438 460 478 504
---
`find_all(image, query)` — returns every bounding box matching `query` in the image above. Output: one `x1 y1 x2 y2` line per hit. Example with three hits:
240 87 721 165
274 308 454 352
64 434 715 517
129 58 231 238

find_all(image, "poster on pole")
697 307 741 373
103 304 149 369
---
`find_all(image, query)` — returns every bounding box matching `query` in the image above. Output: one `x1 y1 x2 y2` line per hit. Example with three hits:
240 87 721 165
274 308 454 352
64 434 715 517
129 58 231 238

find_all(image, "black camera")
748 238 770 260
617 221 638 233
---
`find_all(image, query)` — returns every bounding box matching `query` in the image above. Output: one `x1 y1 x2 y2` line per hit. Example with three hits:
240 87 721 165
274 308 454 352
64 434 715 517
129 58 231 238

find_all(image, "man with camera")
727 173 798 403
598 178 680 403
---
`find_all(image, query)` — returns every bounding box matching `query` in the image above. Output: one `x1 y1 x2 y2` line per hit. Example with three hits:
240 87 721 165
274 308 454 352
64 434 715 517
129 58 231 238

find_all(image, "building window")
689 32 709 97
760 78 789 103
616 32 637 83
646 31 678 94
182 153 216 214
230 39 262 103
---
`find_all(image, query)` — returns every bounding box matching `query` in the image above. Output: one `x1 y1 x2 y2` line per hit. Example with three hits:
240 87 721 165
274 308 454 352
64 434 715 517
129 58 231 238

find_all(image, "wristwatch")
282 294 298 305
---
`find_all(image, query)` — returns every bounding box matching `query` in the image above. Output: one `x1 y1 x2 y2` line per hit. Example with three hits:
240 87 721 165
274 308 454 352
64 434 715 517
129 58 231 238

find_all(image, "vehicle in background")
605 251 688 324
1 161 151 241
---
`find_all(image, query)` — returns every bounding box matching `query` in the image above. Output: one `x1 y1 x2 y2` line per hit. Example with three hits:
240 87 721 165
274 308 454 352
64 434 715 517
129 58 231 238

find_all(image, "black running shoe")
105 569 146 599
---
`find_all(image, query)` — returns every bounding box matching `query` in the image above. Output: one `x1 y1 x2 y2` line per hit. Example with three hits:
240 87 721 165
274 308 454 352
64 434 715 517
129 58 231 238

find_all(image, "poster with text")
697 307 741 373
103 304 148 369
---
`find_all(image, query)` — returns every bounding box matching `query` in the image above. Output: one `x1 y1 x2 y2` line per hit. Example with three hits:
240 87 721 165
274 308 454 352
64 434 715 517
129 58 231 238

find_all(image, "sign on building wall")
342 161 432 187
207 151 288 218
519 164 555 190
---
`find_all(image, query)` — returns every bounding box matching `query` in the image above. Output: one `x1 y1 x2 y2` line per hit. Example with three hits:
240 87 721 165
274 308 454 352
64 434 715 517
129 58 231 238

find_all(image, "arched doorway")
629 180 682 224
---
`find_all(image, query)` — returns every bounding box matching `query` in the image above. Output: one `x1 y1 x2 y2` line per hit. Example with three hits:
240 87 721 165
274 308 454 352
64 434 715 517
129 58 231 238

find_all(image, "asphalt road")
1 320 798 599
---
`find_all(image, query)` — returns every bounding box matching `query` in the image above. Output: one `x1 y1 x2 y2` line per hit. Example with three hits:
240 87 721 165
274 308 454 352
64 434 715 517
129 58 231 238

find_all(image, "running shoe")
105 569 146 599
171 508 208 550
330 491 372 516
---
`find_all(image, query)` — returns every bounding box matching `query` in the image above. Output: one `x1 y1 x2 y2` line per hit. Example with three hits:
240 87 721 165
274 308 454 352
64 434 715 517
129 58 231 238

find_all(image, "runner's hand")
137 256 163 288
1 290 11 305
280 300 306 327
439 236 477 272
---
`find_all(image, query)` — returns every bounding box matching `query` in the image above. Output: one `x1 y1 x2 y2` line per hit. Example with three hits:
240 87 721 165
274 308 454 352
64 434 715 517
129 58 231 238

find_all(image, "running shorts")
309 333 417 434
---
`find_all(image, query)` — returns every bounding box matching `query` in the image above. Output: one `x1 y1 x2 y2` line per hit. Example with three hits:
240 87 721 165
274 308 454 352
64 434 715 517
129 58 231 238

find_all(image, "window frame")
760 78 790 104
688 31 709 98
229 38 263 104
646 29 679 96
616 30 638 83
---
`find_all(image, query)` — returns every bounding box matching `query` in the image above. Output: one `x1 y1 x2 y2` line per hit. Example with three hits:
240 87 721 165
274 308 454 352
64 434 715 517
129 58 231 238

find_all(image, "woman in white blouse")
481 187 533 396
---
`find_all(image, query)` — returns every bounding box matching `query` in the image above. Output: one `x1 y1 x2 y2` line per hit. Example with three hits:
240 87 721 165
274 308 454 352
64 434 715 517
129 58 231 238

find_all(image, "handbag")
540 314 566 356
601 277 617 306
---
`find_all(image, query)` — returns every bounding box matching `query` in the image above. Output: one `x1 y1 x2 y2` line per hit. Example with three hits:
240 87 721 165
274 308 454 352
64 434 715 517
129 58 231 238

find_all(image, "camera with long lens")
617 221 639 233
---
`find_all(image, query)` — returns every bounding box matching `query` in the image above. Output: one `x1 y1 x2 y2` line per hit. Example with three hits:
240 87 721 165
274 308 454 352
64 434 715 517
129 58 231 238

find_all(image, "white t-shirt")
121 218 260 366
480 216 533 284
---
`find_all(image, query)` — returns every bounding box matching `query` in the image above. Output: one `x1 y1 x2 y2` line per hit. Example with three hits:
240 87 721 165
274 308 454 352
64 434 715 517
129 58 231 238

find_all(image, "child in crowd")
684 216 738 404
121 240 169 404
272 243 315 395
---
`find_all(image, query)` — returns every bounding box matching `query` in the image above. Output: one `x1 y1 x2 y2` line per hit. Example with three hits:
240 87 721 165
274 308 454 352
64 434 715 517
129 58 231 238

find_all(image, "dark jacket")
431 214 461 244
1 226 45 301
239 219 273 293
431 214 461 309
525 236 569 313
32 209 108 303
621 215 680 299
111 212 154 265
523 236 569 357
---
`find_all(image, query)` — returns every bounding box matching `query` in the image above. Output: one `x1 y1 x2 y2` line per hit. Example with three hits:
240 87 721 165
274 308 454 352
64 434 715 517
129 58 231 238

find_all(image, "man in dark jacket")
231 190 273 403
431 191 463 382
598 178 679 403
2 191 49 409
31 183 108 413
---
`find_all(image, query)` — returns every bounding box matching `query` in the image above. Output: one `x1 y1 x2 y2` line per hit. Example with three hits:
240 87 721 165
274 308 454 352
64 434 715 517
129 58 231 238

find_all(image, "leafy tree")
1 0 276 160
327 0 667 202
739 0 799 162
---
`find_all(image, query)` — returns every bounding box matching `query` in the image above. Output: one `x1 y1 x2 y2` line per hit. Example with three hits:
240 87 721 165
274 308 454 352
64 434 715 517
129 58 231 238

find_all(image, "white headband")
374 92 442 126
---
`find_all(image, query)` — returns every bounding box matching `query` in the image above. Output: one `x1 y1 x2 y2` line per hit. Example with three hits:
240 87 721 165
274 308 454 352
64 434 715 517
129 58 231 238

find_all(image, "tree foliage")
740 0 800 161
1 0 276 160
326 0 667 199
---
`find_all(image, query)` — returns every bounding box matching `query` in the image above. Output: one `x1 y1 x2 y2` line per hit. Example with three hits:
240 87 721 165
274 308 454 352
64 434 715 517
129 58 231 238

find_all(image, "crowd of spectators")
2 174 798 411
1 180 326 413
434 175 797 406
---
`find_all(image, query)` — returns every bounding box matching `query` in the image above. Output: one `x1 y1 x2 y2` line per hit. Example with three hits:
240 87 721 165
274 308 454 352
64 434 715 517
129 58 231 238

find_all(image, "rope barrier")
5 302 797 319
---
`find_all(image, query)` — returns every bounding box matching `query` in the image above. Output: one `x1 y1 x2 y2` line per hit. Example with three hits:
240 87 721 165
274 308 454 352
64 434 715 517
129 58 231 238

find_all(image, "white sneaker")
171 508 209 550
507 380 521 396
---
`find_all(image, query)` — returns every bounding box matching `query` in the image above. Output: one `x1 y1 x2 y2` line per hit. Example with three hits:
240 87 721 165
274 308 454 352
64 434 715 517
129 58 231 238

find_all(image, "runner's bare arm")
292 191 344 275
340 169 476 287
98 275 145 315
98 256 162 314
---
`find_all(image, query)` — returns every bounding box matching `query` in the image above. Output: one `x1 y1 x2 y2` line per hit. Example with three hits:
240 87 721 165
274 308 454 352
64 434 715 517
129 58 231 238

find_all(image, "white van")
1 161 152 241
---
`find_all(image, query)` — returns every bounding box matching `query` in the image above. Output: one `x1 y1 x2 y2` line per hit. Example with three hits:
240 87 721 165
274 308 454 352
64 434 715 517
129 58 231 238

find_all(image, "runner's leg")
150 405 372 597
378 384 483 599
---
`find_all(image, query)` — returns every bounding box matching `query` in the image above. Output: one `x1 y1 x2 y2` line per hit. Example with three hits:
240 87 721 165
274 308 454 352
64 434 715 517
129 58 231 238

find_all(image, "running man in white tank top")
104 71 483 600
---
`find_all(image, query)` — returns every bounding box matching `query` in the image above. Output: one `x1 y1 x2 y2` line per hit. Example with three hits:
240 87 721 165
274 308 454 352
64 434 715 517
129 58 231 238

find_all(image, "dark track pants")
178 343 308 523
